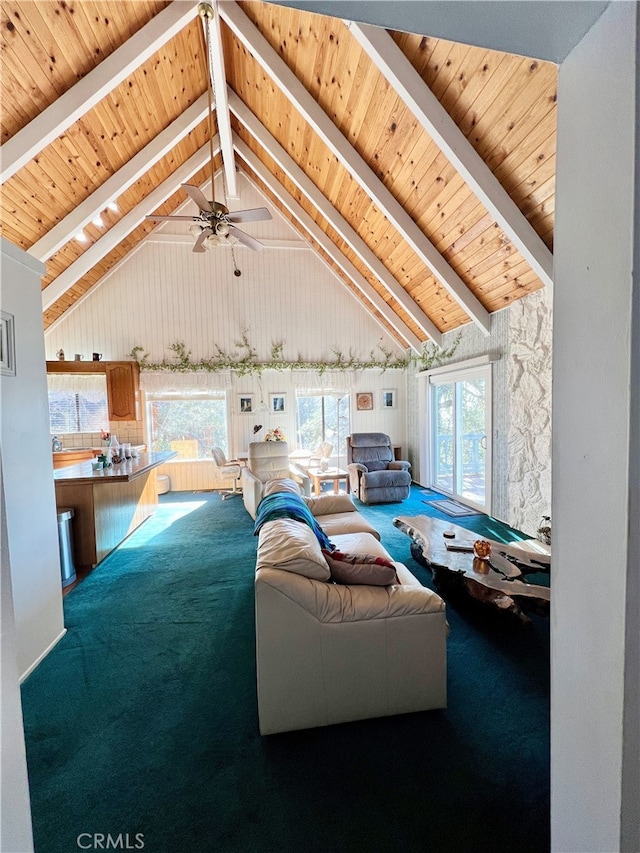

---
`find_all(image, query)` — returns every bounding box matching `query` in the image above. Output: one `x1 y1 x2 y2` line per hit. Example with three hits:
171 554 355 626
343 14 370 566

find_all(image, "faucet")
52 435 62 452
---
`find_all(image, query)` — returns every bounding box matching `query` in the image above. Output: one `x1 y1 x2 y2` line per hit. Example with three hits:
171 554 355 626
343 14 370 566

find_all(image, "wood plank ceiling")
0 0 557 349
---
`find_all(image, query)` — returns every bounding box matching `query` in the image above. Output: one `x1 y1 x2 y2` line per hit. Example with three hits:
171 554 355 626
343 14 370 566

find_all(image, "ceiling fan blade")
146 215 200 222
228 224 264 252
193 227 212 253
182 184 211 212
227 207 272 224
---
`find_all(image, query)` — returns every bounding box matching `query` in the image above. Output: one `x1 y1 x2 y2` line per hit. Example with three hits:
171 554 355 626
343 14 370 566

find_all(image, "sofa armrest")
241 467 263 519
388 460 411 472
289 463 311 496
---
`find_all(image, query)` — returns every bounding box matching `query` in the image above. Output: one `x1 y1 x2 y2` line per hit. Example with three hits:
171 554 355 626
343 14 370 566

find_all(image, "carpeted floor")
21 485 549 853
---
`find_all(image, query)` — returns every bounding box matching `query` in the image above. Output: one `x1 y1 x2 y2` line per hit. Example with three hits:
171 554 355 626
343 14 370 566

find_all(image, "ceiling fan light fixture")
215 221 230 237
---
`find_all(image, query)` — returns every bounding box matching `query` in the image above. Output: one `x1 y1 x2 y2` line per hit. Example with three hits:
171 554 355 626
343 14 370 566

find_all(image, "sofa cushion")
257 519 331 580
254 490 334 551
317 512 380 540
330 531 392 558
363 469 412 488
263 478 301 497
305 493 356 516
322 550 398 586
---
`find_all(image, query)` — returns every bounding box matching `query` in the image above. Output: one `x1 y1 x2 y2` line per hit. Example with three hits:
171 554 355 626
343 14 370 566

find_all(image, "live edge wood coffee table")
393 515 551 623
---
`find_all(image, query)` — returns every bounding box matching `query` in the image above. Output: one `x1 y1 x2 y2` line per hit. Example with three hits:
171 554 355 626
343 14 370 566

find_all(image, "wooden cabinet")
52 450 95 469
46 360 140 421
105 362 138 420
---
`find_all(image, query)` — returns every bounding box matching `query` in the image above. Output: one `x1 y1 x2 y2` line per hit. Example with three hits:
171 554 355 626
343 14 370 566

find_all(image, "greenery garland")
129 331 461 377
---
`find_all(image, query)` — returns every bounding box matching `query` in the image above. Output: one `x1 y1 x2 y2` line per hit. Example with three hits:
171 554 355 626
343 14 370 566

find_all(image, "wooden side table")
307 467 348 496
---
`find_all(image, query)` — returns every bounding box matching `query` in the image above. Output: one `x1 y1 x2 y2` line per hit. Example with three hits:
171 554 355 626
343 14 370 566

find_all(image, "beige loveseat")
254 500 448 735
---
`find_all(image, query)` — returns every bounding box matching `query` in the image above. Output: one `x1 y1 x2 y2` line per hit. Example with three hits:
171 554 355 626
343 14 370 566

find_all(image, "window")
48 374 108 434
146 392 228 460
296 393 350 460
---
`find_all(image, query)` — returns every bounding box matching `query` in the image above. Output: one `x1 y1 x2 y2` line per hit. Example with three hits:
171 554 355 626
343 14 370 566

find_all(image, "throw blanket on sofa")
254 491 334 551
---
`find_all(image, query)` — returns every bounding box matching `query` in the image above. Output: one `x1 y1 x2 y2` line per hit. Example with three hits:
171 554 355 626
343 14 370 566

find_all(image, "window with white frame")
295 392 350 461
47 374 109 434
146 392 228 460
427 361 492 512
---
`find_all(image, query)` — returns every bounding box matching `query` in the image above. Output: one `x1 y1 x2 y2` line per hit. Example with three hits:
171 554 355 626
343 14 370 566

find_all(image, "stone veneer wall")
407 287 553 535
507 287 553 536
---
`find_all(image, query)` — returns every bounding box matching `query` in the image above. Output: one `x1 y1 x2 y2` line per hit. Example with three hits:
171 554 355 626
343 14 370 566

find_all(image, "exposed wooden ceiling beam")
200 1 238 197
348 21 554 289
234 136 424 352
1 1 198 184
29 94 211 263
218 0 491 335
41 140 218 311
229 91 439 347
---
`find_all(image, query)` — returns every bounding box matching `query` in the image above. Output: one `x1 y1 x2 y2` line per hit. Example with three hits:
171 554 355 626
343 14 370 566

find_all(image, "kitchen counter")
53 451 174 483
54 451 176 573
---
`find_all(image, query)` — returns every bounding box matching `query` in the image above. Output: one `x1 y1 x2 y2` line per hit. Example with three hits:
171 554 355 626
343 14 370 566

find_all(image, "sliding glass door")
430 365 491 512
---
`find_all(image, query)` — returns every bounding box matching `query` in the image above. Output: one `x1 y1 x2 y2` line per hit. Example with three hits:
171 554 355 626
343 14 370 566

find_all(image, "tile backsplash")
51 421 145 448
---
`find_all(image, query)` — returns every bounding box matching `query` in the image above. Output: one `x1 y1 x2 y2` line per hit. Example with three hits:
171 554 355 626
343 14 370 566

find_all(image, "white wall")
0 461 34 853
1 237 66 852
45 178 410 489
552 3 638 851
44 173 404 365
0 238 65 679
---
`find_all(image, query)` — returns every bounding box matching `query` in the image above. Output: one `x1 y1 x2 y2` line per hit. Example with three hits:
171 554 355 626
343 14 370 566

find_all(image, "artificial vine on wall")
129 331 461 376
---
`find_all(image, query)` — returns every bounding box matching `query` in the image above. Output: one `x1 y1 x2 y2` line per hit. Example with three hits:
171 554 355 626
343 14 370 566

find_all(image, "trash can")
156 474 171 495
57 507 77 588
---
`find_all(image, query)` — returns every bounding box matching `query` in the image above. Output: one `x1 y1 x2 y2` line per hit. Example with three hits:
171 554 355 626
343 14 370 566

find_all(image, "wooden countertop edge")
53 451 177 485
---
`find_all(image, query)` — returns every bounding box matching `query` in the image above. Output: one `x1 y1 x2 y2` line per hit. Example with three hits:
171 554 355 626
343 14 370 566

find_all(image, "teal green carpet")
21 486 549 852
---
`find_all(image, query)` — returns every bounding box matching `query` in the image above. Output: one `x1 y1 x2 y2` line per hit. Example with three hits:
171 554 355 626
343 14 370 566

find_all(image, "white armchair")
211 447 242 500
241 441 311 518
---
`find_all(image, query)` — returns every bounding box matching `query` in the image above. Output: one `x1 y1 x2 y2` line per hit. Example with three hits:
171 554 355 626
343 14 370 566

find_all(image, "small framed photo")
381 389 396 409
239 394 254 414
0 311 16 377
356 392 373 411
270 393 286 414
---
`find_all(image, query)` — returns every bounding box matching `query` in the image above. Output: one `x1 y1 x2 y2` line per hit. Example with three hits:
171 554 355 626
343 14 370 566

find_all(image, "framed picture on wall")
0 311 16 377
270 393 286 414
381 389 396 409
239 394 254 414
356 392 373 411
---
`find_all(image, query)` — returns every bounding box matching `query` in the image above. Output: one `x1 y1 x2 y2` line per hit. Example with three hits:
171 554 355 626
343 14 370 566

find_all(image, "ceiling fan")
145 1 272 254
146 184 272 253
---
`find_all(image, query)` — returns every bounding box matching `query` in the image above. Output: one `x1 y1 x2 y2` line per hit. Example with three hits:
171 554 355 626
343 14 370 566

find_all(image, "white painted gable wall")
44 175 411 489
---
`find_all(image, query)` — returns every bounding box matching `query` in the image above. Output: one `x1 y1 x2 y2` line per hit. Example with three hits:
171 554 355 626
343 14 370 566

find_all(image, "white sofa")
254 514 448 735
